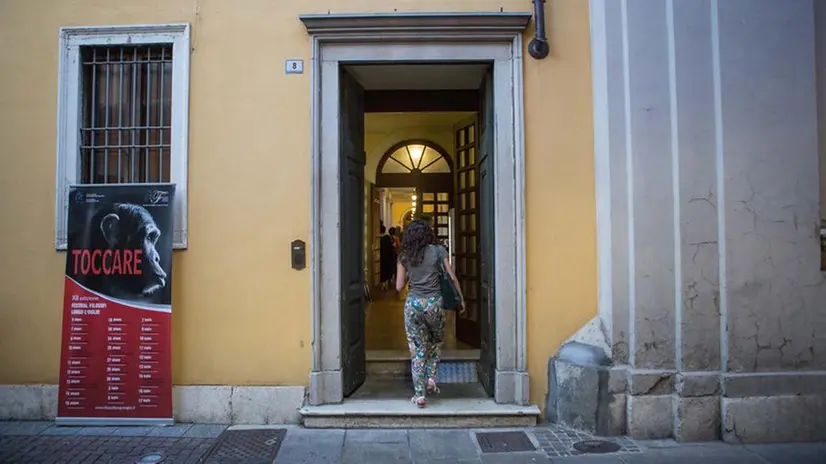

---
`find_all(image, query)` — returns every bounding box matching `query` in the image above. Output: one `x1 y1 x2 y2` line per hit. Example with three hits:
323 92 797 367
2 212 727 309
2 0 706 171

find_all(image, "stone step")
300 397 541 428
366 360 408 375
301 374 541 428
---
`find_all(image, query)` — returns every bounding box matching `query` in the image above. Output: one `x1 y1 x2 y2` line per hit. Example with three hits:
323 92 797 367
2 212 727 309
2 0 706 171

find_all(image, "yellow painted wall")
0 0 596 407
521 0 596 406
392 200 415 226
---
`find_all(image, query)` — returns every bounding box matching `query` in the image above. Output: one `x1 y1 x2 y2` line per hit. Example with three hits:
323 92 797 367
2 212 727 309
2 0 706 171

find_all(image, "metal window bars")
79 45 173 184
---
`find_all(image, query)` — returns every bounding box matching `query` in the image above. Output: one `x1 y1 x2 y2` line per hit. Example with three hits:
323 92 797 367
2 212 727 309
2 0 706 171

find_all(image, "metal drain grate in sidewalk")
200 428 287 463
573 440 622 454
476 431 537 453
534 426 640 458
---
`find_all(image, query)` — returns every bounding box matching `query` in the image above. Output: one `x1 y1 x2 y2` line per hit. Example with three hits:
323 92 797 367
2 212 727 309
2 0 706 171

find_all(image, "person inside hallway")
389 226 402 294
389 226 400 255
395 219 465 408
379 223 396 291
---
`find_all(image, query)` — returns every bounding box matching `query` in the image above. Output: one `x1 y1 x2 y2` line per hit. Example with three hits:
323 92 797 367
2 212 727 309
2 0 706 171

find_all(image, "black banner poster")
56 183 176 426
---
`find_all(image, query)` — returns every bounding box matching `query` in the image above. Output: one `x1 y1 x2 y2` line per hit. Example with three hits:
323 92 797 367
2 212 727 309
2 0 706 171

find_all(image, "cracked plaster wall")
719 0 826 372
673 0 721 372
625 0 677 370
594 0 826 374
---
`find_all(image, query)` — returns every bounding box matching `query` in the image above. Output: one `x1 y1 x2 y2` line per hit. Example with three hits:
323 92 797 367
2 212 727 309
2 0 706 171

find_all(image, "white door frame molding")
300 12 531 406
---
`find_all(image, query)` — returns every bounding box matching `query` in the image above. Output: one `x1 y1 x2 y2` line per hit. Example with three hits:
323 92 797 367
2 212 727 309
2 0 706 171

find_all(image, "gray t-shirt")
403 244 446 299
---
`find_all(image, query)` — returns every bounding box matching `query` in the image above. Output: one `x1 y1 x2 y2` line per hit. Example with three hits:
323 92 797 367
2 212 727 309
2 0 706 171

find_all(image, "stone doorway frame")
300 12 531 406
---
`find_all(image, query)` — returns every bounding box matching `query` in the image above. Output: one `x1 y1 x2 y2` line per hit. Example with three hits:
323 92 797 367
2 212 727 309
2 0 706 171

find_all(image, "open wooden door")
454 117 481 349
340 68 367 397
370 186 381 290
477 67 496 397
419 190 452 244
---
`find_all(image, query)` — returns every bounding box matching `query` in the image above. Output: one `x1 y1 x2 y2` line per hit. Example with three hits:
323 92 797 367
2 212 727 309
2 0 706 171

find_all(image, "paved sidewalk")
2 421 826 463
0 422 223 463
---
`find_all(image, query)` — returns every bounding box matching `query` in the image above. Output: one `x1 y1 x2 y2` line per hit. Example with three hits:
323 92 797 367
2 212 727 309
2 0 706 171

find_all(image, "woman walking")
395 220 464 408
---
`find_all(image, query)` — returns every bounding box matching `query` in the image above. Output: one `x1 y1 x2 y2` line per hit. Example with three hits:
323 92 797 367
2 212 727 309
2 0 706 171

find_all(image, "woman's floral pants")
403 295 446 398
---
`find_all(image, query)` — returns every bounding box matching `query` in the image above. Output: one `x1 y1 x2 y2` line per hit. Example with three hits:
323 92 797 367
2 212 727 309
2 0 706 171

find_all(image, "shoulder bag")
436 246 462 310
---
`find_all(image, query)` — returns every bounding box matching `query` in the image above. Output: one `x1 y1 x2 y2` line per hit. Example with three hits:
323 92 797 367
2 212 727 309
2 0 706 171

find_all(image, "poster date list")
59 280 171 418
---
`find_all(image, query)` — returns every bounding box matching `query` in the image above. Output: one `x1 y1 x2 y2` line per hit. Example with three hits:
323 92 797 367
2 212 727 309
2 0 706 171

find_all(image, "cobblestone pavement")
0 435 214 463
2 422 826 463
0 422 224 463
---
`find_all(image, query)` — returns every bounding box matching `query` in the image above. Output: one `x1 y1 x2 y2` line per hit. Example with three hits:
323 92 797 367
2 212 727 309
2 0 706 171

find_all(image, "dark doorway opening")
338 62 497 400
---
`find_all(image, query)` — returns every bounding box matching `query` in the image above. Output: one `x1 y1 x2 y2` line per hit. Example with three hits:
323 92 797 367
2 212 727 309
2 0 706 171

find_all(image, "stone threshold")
300 397 540 428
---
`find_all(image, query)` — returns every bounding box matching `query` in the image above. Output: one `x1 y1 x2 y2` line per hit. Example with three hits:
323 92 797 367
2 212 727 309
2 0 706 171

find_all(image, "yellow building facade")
0 0 596 425
3 0 825 444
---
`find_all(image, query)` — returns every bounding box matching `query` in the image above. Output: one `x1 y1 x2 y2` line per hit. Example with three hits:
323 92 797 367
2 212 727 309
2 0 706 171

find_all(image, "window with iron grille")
55 24 190 250
80 45 172 185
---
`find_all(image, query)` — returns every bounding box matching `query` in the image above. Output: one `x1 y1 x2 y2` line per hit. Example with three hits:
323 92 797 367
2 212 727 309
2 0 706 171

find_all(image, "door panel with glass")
454 120 481 349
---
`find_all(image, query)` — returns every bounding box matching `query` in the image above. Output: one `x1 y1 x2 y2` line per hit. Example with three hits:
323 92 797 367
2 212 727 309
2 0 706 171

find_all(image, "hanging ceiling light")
408 145 423 163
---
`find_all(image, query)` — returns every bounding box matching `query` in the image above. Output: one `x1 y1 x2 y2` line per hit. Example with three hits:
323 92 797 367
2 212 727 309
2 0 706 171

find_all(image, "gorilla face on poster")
66 186 174 306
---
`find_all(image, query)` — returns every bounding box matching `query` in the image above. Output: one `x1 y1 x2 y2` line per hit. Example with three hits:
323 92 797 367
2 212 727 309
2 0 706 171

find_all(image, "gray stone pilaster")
591 0 826 443
626 0 677 371
672 0 720 373
718 0 825 374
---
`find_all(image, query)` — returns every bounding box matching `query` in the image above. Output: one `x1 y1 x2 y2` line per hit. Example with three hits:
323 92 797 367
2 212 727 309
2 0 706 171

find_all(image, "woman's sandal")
411 395 427 408
426 379 440 395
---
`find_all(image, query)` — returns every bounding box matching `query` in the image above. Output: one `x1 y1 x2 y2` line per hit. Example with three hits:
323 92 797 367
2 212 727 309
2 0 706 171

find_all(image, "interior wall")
391 200 414 226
